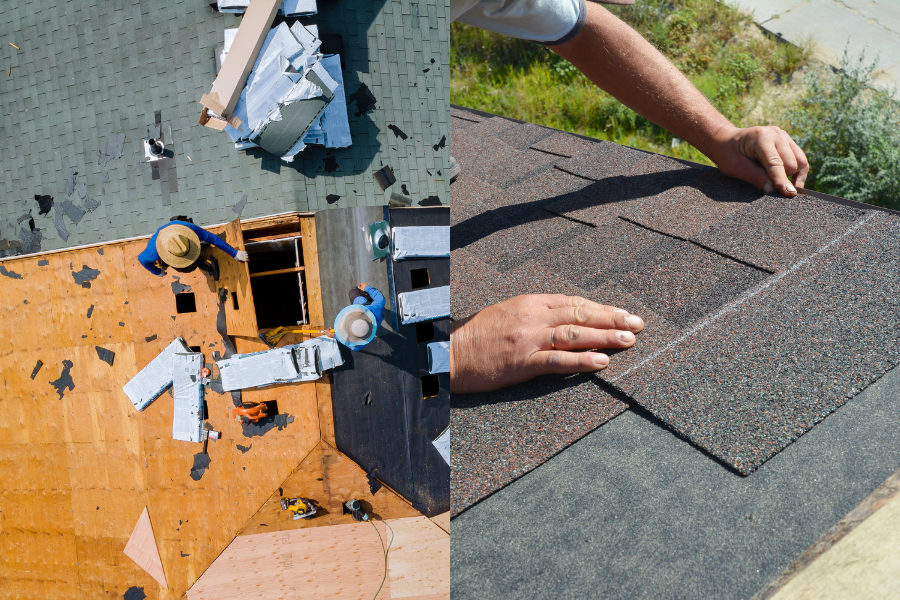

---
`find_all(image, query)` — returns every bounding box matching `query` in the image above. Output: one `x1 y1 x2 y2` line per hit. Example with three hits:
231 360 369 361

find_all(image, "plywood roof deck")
0 214 422 599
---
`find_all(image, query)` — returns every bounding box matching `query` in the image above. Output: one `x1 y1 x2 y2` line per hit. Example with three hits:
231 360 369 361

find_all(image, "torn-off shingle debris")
64 172 77 197
18 226 42 255
232 194 248 215
95 346 115 366
54 208 71 242
62 200 86 225
171 277 191 295
388 124 408 140
0 265 23 279
87 304 94 318
373 166 396 191
72 265 101 288
97 132 126 165
50 360 75 399
30 360 43 380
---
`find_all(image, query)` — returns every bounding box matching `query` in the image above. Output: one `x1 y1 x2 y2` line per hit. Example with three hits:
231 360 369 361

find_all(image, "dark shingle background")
0 0 450 254
450 108 900 514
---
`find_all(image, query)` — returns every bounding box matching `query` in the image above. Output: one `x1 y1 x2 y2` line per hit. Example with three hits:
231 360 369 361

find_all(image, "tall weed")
787 49 900 208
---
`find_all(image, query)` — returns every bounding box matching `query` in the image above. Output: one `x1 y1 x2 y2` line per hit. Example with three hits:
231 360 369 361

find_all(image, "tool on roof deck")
344 499 369 522
260 327 334 348
232 401 268 423
280 497 318 520
201 422 215 454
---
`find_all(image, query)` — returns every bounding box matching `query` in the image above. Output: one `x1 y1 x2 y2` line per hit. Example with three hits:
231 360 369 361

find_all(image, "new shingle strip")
690 194 867 273
529 131 596 158
610 211 899 474
492 122 555 151
452 374 627 515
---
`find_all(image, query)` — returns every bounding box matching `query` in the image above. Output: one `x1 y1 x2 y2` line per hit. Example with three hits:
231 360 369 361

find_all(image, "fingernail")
784 183 796 194
617 331 634 343
594 354 609 368
763 182 774 194
614 308 629 314
626 315 643 330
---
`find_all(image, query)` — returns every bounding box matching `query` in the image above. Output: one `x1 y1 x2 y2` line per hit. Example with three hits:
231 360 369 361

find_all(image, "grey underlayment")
0 0 450 254
450 108 900 499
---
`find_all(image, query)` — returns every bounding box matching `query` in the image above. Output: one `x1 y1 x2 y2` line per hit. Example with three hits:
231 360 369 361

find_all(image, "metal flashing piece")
398 286 451 324
123 338 190 411
365 220 391 260
392 226 450 260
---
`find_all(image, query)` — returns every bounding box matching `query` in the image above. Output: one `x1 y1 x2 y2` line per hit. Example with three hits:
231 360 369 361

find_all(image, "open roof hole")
410 268 430 290
175 292 197 314
421 375 440 399
415 322 434 343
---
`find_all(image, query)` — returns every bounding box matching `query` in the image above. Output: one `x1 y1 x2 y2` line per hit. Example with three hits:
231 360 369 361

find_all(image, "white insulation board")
398 285 451 324
392 226 451 260
123 338 190 411
172 352 204 443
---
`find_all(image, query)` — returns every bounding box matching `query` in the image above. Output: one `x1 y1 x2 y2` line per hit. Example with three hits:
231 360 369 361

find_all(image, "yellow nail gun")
260 326 334 348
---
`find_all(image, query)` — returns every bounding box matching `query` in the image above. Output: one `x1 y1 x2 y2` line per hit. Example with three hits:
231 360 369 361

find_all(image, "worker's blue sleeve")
137 221 238 275
138 232 165 275
178 221 238 258
364 285 385 326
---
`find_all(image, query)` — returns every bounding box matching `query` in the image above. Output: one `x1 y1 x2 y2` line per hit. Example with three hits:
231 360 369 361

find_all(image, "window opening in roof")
246 239 309 328
232 292 239 311
421 374 440 399
175 292 197 314
415 322 435 343
410 268 430 290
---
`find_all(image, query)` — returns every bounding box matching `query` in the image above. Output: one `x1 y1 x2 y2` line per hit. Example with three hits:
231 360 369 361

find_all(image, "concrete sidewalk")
728 0 900 93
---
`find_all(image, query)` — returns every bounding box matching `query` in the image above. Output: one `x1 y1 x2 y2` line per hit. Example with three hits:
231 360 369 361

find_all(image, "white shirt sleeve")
450 0 587 46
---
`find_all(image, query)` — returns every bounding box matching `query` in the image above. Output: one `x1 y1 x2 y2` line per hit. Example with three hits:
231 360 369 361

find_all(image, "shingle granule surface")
691 194 866 272
529 131 596 158
451 374 627 515
613 211 900 474
493 122 555 151
450 109 898 508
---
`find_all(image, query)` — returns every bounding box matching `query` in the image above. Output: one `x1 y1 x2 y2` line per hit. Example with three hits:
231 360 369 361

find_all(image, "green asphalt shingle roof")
0 0 450 253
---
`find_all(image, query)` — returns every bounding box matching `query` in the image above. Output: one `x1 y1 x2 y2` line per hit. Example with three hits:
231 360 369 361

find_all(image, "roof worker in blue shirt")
138 220 249 278
450 0 811 394
333 283 385 352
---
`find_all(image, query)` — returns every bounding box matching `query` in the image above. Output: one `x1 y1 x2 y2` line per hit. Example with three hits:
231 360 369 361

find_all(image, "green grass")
451 0 811 166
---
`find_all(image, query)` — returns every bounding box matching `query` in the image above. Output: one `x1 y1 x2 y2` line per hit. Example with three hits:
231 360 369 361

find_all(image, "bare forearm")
550 2 808 196
551 2 733 161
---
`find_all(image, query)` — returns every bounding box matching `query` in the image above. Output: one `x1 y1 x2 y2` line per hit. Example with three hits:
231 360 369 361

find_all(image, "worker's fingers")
750 131 796 197
537 294 630 314
547 305 644 332
529 350 610 375
546 325 637 351
788 136 810 188
774 129 800 176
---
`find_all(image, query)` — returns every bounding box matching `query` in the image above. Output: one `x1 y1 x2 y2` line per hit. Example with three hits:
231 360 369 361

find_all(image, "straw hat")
156 224 201 268
334 305 377 346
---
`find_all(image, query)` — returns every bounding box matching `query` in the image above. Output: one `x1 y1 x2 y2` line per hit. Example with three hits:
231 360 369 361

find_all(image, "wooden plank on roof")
300 217 325 328
215 218 258 337
187 519 392 599
123 507 168 589
385 516 450 599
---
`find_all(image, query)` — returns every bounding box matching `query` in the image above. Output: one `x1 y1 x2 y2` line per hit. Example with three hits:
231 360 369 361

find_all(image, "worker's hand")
358 282 369 291
235 250 249 262
709 125 809 197
450 294 644 394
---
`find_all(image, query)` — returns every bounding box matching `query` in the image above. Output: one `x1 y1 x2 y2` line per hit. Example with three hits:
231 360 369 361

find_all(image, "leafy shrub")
787 49 900 208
